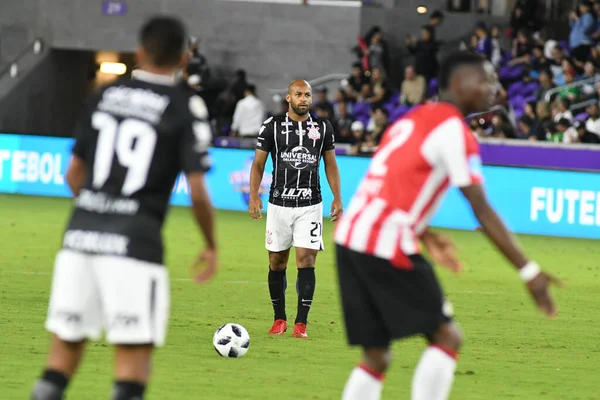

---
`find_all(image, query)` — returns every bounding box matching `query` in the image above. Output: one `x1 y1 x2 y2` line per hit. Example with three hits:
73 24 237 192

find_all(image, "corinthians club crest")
307 124 320 146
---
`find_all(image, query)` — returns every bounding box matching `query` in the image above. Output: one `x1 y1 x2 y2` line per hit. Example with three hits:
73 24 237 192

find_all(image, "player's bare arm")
461 184 561 317
188 172 218 284
420 229 463 273
249 149 268 220
65 155 86 196
323 149 343 222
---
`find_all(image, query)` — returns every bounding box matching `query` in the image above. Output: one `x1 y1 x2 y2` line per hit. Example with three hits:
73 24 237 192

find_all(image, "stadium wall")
1 133 599 240
0 50 95 137
39 0 360 104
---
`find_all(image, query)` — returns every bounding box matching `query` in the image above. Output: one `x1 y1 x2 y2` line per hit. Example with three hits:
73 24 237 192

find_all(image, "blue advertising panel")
1 134 599 239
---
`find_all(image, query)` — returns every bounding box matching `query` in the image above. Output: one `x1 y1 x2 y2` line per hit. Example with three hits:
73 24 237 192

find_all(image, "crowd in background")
195 0 600 154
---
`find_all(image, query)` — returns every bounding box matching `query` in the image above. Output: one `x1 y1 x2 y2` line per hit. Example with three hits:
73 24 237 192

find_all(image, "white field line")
4 270 500 295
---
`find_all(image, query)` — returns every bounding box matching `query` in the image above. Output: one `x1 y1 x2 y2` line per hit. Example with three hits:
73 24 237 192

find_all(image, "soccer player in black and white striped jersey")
249 79 342 338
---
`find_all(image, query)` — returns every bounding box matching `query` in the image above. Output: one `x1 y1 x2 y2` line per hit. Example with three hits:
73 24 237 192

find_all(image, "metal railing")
0 38 44 80
267 73 348 96
544 75 599 102
467 104 510 120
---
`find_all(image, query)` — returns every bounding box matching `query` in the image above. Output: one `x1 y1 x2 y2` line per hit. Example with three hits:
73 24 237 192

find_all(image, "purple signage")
102 1 127 16
479 141 600 172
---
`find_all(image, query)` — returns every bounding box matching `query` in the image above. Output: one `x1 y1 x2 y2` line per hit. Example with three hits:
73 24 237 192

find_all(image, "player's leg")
292 246 318 337
267 249 290 334
265 203 293 334
31 250 102 400
290 203 323 337
336 245 389 400
112 345 154 400
406 255 461 400
411 322 462 400
95 255 170 400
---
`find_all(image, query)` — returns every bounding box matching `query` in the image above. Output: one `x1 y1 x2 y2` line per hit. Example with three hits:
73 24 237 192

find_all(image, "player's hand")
422 232 463 273
330 198 343 222
191 248 217 284
526 271 563 318
248 196 263 220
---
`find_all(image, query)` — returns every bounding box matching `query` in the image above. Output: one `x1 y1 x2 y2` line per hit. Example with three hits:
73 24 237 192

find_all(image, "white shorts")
265 202 323 252
45 249 170 347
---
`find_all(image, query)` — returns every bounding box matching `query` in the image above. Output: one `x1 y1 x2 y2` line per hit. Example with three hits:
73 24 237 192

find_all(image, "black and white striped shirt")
256 113 335 208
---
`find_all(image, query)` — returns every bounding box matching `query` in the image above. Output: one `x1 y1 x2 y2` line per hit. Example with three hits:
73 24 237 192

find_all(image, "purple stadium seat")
523 95 537 103
507 81 525 98
427 78 439 97
499 65 523 80
390 104 411 121
575 112 589 121
386 90 400 106
353 102 371 118
522 81 540 96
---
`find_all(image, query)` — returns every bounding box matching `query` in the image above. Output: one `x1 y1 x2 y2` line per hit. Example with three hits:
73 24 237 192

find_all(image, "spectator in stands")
230 84 265 138
574 119 600 142
509 0 539 39
400 65 426 106
558 67 580 101
532 45 551 73
367 28 388 74
366 106 389 145
474 22 493 61
535 100 553 132
491 114 517 139
549 45 570 81
584 102 600 136
518 115 535 139
348 120 365 150
343 62 369 101
429 10 444 30
185 36 209 88
569 1 595 66
508 28 533 66
535 69 557 101
406 25 439 83
553 97 574 122
313 86 335 118
490 25 502 68
315 103 339 136
335 101 354 137
590 0 600 42
231 69 248 104
549 118 571 142
580 61 599 98
356 83 372 103
274 98 289 118
367 67 390 107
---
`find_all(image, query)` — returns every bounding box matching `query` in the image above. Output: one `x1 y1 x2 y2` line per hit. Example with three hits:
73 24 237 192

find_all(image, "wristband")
519 261 541 282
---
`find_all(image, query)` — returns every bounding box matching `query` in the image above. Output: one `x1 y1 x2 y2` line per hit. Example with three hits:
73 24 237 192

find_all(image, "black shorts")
335 244 453 348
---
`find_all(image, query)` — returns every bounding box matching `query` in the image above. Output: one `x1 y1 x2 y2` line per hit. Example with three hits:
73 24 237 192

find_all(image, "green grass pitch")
0 194 598 399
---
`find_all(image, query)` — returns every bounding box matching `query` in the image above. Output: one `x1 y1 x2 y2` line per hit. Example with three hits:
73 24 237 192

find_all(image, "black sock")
31 369 69 400
113 381 146 400
295 268 316 324
268 267 287 321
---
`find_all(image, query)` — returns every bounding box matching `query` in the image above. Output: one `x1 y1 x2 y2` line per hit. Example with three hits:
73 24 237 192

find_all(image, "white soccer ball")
212 323 250 358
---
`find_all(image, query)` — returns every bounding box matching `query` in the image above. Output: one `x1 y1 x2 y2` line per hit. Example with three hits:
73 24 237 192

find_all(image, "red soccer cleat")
292 322 308 338
268 319 287 335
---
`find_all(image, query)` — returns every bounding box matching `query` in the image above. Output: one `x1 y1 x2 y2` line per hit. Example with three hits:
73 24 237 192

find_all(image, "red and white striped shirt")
334 103 483 269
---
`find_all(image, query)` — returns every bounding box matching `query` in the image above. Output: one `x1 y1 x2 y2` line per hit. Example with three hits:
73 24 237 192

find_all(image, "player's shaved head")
286 79 313 119
288 79 312 94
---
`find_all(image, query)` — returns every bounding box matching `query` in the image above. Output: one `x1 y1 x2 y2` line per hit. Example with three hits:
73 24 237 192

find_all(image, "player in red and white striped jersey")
335 51 561 400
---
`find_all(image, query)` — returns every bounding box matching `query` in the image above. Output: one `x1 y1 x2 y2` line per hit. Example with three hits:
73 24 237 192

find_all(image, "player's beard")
291 102 309 116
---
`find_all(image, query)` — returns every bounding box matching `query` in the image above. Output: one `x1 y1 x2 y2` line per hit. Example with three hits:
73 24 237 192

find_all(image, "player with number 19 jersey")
64 71 212 265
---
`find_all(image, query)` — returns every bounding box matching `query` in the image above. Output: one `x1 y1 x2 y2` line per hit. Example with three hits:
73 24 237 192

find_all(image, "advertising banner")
1 134 599 239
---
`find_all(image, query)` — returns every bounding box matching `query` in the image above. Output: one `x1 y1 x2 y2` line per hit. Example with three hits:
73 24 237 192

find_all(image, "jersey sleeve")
180 95 212 174
435 117 483 187
322 119 336 151
71 97 96 162
255 117 275 152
